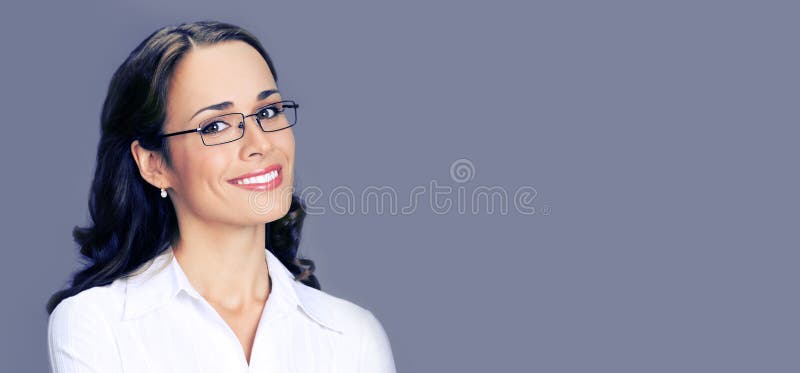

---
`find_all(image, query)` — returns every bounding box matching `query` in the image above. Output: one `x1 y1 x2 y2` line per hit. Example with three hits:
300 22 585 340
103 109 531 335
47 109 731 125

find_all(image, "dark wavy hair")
46 20 319 315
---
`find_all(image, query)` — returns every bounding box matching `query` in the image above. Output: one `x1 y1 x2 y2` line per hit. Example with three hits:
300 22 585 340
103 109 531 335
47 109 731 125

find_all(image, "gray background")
1 0 797 372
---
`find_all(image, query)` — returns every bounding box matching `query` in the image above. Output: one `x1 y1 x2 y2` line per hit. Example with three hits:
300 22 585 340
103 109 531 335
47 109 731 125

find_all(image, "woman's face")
159 40 295 226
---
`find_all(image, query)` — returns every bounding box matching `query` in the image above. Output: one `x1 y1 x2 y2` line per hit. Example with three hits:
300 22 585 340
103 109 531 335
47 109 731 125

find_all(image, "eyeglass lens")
198 101 297 146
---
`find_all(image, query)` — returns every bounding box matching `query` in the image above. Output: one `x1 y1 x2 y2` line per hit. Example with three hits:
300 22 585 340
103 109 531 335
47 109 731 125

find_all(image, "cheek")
174 145 231 191
278 130 296 161
280 134 296 183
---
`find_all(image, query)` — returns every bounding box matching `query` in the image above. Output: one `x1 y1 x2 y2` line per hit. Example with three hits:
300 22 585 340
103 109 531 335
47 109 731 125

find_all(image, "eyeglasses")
158 100 299 146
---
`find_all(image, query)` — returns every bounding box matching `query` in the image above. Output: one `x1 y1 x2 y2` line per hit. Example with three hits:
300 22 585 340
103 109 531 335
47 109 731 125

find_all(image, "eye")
256 103 283 120
199 120 232 135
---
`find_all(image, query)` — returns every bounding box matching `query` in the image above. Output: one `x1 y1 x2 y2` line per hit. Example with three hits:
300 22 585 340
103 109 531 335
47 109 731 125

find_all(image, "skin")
129 40 296 364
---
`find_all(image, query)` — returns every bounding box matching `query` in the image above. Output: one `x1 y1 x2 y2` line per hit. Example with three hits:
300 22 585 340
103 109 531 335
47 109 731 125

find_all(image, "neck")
171 216 270 311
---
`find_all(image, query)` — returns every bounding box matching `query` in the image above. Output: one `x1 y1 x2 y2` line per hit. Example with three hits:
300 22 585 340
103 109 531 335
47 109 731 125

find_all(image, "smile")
227 165 283 191
235 170 278 185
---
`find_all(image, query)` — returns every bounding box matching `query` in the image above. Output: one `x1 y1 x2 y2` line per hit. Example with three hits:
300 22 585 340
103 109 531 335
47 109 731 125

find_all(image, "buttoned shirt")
47 247 397 372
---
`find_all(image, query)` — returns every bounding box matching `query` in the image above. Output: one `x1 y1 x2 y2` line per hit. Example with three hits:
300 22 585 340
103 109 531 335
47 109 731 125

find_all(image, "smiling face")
158 40 295 226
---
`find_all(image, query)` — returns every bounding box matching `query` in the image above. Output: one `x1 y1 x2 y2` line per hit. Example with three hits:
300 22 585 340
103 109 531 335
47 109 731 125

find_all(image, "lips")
227 164 282 184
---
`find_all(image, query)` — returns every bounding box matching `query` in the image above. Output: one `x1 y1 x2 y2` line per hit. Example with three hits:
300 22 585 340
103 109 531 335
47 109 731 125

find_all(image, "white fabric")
47 247 397 372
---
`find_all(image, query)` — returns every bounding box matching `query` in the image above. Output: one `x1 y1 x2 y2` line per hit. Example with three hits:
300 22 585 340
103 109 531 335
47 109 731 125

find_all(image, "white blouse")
47 247 397 372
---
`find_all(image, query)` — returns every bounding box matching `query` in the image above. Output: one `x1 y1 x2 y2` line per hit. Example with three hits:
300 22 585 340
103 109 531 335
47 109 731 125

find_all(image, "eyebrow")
190 89 280 120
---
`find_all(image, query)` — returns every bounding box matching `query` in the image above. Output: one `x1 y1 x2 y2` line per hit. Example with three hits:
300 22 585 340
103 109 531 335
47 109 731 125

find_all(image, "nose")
239 115 273 157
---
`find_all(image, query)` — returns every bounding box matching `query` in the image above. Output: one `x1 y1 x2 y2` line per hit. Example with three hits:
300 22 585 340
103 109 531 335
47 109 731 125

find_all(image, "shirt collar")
122 246 343 333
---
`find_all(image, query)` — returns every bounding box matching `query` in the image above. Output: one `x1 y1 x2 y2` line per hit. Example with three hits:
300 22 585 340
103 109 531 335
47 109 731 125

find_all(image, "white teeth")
235 170 278 185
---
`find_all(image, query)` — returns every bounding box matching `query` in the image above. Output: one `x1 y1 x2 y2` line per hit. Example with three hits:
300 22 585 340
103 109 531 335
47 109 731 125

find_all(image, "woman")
46 20 396 372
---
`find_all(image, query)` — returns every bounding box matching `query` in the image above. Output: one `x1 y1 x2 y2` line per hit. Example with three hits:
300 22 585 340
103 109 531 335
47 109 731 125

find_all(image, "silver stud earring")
160 187 168 198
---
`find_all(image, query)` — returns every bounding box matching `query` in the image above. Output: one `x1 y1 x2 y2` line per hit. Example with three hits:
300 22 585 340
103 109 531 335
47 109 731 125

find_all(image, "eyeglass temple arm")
159 128 200 138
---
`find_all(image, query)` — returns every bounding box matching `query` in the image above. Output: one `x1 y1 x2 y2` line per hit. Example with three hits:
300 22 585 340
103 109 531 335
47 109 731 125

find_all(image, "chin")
244 189 292 221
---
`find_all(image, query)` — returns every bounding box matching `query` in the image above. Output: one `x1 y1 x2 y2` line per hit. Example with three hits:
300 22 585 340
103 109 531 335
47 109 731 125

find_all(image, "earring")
160 187 168 198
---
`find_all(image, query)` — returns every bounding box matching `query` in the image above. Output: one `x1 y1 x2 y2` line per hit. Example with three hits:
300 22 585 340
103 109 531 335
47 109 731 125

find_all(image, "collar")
122 246 343 333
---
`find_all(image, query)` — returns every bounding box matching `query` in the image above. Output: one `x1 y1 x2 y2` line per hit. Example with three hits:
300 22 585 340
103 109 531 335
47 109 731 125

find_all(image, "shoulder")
292 282 397 372
48 281 126 343
292 281 377 332
48 282 126 370
49 280 126 325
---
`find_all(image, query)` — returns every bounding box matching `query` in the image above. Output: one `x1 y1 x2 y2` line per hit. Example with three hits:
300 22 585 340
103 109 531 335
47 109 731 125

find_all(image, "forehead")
167 40 277 123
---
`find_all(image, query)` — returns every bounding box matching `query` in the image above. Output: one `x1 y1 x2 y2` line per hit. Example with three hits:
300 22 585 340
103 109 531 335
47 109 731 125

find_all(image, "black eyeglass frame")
157 99 299 146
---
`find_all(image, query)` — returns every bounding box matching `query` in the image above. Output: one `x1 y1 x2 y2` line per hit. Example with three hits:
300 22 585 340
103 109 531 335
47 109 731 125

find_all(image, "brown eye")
257 103 283 120
200 121 231 135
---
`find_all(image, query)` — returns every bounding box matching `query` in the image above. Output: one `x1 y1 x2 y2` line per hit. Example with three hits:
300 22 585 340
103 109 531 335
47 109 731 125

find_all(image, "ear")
130 139 172 189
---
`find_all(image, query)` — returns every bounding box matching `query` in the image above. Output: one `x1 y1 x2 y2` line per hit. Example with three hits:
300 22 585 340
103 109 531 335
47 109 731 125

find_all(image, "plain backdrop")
0 1 797 372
